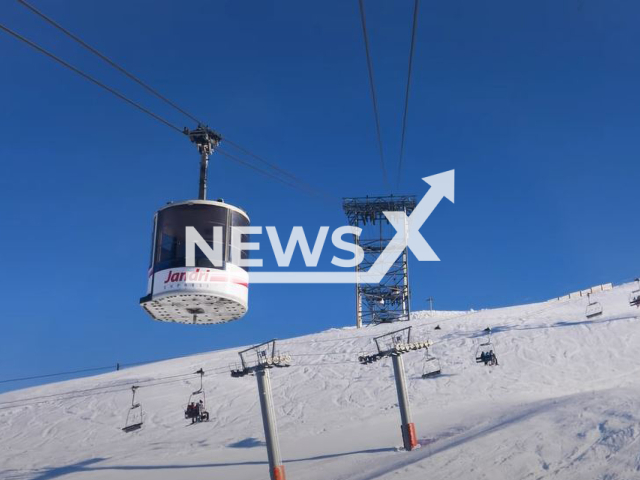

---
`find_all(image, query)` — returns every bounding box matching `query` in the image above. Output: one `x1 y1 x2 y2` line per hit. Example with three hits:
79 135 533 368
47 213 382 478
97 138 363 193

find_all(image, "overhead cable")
357 0 390 191
396 0 420 189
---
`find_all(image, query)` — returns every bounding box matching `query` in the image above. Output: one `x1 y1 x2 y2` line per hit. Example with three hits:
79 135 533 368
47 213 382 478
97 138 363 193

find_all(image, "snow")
2 283 640 479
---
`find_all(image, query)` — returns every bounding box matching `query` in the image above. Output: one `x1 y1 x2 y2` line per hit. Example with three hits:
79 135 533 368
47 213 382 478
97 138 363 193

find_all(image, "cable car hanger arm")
183 125 222 200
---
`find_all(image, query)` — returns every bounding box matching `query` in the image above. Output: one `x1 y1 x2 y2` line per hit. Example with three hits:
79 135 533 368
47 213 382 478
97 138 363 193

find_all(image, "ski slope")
2 282 640 480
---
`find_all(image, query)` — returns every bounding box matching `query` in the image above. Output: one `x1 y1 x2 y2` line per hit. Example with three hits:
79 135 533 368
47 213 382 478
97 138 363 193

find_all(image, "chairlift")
475 333 498 366
122 386 143 433
585 293 603 318
629 279 640 308
184 369 209 424
421 348 442 378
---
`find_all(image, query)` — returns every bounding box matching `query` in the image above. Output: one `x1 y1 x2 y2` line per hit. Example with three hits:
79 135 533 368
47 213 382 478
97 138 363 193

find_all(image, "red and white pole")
392 353 418 451
256 368 286 480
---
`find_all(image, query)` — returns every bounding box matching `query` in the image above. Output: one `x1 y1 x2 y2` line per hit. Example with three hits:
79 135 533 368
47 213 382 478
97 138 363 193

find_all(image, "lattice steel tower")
343 195 416 328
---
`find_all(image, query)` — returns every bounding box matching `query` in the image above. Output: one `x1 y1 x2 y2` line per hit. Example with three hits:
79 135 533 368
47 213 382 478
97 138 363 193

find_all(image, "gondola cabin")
140 199 250 324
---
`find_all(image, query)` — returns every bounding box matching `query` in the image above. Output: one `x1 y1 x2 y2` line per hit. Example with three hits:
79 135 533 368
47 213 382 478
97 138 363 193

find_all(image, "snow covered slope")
2 283 640 480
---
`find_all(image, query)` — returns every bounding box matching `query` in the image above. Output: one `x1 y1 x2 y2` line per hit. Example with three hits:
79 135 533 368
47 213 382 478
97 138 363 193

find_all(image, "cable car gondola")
421 348 442 378
122 386 143 433
140 126 250 325
585 293 603 319
629 279 640 308
185 369 209 424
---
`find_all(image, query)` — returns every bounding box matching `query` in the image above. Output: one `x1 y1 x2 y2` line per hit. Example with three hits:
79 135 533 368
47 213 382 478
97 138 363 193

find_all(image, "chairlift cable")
0 352 229 385
0 365 114 385
0 294 600 390
0 372 201 408
0 370 235 409
0 377 191 412
5 304 636 408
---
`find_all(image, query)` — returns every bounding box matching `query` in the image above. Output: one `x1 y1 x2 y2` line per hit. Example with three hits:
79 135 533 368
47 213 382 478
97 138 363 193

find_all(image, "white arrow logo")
359 169 455 283
248 170 455 284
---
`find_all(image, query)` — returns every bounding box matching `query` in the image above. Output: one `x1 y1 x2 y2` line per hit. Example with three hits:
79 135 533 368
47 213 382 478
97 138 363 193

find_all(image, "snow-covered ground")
2 283 640 480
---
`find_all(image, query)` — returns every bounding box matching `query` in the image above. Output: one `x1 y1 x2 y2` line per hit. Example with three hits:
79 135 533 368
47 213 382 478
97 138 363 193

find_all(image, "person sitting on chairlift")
482 351 490 364
489 350 498 365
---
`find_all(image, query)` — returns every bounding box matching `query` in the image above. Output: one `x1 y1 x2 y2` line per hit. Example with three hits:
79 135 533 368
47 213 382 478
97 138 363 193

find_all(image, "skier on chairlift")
487 350 498 365
193 402 200 423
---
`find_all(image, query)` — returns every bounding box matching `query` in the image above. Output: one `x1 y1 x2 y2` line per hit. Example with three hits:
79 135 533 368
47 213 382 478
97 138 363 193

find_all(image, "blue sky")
1 0 639 392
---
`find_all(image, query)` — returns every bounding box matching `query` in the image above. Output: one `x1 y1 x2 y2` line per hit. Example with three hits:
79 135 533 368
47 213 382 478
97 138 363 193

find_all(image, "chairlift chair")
629 279 640 308
122 386 143 433
421 349 442 378
184 369 209 423
585 293 603 318
475 335 498 366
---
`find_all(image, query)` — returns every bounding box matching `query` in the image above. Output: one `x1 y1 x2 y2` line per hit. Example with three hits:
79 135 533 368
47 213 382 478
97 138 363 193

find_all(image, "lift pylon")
358 327 431 451
231 340 291 480
343 195 416 327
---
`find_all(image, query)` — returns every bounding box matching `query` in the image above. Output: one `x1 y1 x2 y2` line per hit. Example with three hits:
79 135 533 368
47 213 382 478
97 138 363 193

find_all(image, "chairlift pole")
355 232 363 329
231 340 291 480
358 327 425 451
196 368 204 391
256 368 286 480
403 246 410 321
391 354 417 451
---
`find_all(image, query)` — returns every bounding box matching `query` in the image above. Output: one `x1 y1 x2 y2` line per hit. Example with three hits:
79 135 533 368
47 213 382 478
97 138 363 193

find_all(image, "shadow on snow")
28 447 396 479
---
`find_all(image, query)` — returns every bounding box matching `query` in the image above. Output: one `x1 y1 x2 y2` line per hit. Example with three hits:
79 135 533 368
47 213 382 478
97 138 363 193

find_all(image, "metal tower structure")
343 195 416 328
